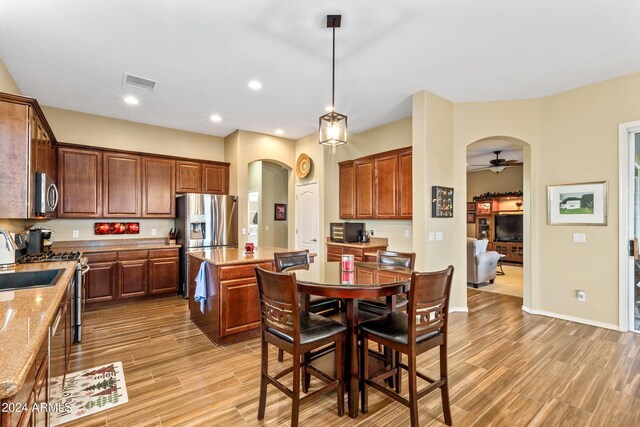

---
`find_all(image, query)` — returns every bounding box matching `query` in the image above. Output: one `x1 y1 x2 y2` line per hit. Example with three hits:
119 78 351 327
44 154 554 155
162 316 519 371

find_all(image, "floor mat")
50 361 128 425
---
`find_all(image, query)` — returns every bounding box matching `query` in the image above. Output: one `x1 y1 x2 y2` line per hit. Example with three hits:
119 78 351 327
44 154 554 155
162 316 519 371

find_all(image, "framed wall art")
274 203 287 221
467 212 476 224
547 181 607 225
432 186 454 218
466 202 475 212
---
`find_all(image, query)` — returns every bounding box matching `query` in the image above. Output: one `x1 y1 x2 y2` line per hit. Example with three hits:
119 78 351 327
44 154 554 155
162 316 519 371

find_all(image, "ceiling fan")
468 150 523 173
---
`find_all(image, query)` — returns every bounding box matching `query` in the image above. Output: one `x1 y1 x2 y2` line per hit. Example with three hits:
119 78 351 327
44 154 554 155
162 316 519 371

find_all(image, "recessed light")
248 80 262 90
274 129 284 135
210 114 222 122
124 96 139 105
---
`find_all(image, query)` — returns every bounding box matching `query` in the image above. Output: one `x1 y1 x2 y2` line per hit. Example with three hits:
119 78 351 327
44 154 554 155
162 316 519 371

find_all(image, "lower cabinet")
86 248 179 303
326 242 388 262
492 242 523 263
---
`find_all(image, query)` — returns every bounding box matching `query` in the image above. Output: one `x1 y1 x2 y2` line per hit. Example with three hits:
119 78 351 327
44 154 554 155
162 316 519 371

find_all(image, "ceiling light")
490 165 506 173
248 80 262 90
210 114 222 122
325 105 333 112
274 129 284 135
124 96 139 105
319 15 348 147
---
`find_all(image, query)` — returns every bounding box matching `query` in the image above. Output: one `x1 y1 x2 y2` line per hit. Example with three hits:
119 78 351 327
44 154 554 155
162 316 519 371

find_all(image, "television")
494 214 523 242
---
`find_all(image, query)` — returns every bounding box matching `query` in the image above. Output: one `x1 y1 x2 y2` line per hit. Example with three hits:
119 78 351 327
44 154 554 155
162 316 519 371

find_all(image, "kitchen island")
187 247 309 344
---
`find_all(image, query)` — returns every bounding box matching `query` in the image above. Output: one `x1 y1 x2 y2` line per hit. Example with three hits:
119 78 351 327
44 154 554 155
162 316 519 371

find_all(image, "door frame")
295 180 320 257
618 120 640 332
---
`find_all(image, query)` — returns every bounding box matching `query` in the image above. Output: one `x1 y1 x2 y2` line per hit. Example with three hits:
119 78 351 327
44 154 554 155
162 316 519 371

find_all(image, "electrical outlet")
404 229 410 238
573 233 586 243
72 230 79 239
370 229 375 236
576 289 586 302
151 228 157 236
435 232 443 241
265 225 269 231
241 228 247 235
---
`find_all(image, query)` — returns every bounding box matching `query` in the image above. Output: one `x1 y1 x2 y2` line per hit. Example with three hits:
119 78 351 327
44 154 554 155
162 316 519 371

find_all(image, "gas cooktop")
17 251 82 264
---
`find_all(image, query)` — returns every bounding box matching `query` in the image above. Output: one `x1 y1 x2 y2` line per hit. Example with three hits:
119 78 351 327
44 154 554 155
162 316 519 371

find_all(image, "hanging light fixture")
319 15 348 147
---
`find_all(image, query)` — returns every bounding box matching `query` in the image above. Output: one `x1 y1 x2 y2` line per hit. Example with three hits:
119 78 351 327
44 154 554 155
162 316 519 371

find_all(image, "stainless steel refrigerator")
176 194 238 297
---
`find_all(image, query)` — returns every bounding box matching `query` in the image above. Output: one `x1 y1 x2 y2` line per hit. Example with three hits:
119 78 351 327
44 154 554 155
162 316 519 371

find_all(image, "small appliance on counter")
359 229 373 243
330 222 365 243
27 227 52 254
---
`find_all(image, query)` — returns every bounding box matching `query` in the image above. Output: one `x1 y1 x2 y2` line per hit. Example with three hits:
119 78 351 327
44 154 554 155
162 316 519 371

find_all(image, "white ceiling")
467 138 523 172
1 0 639 140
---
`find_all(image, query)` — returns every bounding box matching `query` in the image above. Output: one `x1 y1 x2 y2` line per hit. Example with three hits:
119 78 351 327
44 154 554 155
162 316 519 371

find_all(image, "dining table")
288 261 412 418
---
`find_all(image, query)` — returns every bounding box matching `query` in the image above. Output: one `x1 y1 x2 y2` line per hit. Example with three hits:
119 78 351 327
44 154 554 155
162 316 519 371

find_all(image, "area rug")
50 361 128 425
470 265 523 298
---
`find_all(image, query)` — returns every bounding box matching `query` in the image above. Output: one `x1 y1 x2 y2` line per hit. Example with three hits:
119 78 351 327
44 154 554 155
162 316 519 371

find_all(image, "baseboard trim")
449 306 469 313
522 307 620 331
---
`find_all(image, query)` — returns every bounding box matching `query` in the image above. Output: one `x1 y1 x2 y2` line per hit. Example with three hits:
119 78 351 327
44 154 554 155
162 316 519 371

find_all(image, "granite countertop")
53 238 181 254
0 261 77 399
188 246 316 266
325 236 389 249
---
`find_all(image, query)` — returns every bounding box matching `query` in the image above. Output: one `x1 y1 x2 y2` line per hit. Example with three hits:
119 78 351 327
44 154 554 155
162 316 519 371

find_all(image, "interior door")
296 182 320 258
631 131 640 332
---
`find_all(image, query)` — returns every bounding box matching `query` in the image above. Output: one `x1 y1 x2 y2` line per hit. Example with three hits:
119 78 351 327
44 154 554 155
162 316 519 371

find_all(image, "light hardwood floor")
67 290 640 426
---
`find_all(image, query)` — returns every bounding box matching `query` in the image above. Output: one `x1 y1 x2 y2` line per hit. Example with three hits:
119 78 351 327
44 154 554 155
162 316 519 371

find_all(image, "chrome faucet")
0 228 17 270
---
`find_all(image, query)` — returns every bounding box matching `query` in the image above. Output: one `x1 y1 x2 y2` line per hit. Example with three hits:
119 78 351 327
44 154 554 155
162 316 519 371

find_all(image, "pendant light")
319 15 348 147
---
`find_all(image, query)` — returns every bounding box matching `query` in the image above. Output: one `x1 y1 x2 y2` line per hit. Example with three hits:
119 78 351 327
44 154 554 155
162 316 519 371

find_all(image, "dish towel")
194 262 208 313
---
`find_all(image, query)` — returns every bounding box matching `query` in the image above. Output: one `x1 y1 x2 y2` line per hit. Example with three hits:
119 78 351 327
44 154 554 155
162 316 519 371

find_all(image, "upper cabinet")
142 157 176 218
338 147 412 220
58 147 103 218
202 163 228 194
103 152 142 217
0 92 57 219
176 161 202 193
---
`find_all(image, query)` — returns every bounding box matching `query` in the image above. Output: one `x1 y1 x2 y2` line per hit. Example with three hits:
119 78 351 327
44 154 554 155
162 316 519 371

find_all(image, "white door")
296 181 320 257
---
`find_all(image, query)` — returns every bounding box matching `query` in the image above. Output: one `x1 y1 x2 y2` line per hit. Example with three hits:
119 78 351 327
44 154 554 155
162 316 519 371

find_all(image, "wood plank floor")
66 290 640 426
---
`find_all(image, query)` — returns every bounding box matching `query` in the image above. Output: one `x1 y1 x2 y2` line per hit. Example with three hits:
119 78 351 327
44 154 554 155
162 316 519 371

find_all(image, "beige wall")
0 58 20 95
261 162 288 248
466 168 524 236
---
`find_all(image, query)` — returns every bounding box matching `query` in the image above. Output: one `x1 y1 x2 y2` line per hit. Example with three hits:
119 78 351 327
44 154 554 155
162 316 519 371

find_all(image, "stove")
17 251 82 263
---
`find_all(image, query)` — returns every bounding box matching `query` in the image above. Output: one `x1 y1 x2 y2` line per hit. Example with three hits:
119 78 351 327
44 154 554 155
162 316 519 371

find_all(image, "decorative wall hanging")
274 204 287 221
466 202 475 212
296 153 312 179
473 190 523 201
467 212 476 224
547 181 607 225
94 222 140 235
432 186 454 218
125 223 140 234
94 223 110 235
110 223 126 234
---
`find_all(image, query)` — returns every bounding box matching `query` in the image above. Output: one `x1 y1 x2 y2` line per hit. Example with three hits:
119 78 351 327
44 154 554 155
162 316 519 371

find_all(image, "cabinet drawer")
149 248 179 259
218 262 273 281
85 251 117 263
118 250 149 261
343 247 364 257
327 245 343 255
327 254 342 262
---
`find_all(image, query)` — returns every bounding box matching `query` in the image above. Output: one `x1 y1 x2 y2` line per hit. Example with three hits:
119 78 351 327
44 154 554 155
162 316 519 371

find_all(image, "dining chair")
255 266 346 427
358 266 454 427
274 250 341 362
359 250 416 315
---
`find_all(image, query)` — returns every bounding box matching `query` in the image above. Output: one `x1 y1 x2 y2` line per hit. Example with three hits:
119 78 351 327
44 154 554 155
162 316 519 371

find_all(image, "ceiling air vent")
122 73 157 91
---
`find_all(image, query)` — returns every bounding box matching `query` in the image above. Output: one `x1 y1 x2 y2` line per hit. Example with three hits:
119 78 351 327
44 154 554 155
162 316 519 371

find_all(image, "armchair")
467 238 500 287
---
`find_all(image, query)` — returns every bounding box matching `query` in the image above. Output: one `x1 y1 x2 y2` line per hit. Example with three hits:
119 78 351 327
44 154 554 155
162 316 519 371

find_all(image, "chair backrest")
376 250 416 269
467 238 488 257
274 250 310 272
255 266 300 339
407 266 454 344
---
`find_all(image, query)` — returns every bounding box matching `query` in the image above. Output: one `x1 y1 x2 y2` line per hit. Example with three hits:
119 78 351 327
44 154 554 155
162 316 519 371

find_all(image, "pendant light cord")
332 23 336 111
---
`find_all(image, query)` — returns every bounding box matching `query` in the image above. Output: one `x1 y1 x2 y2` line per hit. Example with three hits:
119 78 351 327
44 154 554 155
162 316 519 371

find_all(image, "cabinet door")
142 157 176 218
148 257 179 294
176 160 202 193
202 163 228 194
355 159 374 218
339 162 355 219
219 277 261 337
398 149 412 219
374 153 399 218
103 152 142 217
86 261 116 302
118 259 148 299
58 147 102 217
355 266 374 284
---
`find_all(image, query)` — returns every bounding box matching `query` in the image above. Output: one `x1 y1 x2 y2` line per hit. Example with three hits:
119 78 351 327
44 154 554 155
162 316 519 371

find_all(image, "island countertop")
0 261 77 399
188 246 295 266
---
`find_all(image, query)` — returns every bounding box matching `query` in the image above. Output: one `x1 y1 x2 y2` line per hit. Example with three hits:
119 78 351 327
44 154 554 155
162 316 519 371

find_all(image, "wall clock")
296 153 312 179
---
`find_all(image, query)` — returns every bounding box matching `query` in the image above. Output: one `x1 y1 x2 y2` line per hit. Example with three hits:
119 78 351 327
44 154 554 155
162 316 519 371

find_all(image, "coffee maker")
27 228 52 254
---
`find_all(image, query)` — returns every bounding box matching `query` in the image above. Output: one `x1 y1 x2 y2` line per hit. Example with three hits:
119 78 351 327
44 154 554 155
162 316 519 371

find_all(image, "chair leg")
361 335 369 414
303 351 311 393
408 353 419 427
439 344 452 426
278 349 284 362
395 351 402 394
335 334 345 417
292 352 301 427
257 335 268 420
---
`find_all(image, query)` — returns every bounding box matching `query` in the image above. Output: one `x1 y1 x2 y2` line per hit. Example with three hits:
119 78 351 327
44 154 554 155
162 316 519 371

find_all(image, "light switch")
72 230 79 239
572 233 586 243
265 225 269 231
241 228 247 235
404 229 410 238
151 228 157 236
428 232 435 241
435 232 443 241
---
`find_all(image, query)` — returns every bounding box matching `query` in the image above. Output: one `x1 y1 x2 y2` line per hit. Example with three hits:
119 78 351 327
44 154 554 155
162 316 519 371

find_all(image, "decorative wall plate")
296 153 312 179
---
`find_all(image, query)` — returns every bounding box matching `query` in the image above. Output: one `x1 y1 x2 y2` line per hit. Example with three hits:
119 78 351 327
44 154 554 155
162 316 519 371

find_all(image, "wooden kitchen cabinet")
355 159 374 218
339 161 356 219
398 148 412 219
142 157 176 218
148 249 179 294
326 241 388 263
103 151 142 217
118 252 148 299
374 153 399 218
58 147 103 218
202 163 229 194
176 160 202 193
85 252 117 302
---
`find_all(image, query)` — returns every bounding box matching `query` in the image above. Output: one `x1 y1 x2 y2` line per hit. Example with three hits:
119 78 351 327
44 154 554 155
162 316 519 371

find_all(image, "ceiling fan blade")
503 160 522 165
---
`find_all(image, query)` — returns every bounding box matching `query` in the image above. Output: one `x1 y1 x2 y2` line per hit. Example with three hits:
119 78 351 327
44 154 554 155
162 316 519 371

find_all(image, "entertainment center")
474 197 523 263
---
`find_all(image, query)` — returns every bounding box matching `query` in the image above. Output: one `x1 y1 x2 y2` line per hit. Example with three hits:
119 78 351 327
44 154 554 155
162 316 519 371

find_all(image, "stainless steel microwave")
330 222 364 243
34 172 58 216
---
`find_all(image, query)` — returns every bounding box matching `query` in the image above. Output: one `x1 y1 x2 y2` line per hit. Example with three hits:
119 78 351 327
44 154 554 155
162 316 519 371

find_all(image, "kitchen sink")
0 269 63 291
